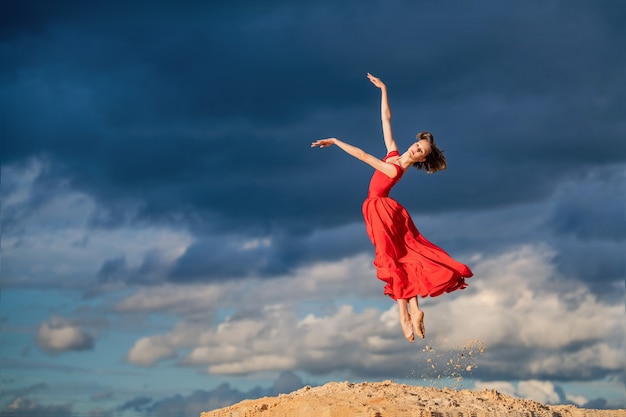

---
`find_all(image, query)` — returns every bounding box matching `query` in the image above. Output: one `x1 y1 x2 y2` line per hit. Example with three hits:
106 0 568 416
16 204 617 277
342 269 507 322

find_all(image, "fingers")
311 139 333 148
367 72 384 87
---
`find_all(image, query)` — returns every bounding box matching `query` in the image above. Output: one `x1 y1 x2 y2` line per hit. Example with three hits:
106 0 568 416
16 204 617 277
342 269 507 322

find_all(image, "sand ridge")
201 380 625 417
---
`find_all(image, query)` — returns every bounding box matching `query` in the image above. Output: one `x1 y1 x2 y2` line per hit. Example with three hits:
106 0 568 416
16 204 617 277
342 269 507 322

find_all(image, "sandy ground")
201 380 625 417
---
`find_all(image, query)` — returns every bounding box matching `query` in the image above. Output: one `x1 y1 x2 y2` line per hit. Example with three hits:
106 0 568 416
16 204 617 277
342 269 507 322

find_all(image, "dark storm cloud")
544 166 625 288
97 257 127 282
92 221 371 284
116 372 304 417
164 374 302 416
548 167 624 242
117 396 152 413
552 240 623 289
169 224 370 281
2 1 625 286
145 386 249 417
0 398 73 417
97 249 171 285
471 345 623 383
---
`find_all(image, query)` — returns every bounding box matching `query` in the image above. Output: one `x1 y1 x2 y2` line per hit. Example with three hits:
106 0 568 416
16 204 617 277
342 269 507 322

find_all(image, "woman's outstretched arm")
311 137 399 178
367 73 397 154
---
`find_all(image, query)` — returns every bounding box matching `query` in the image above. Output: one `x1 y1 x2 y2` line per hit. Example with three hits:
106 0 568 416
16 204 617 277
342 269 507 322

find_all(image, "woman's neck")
397 151 415 170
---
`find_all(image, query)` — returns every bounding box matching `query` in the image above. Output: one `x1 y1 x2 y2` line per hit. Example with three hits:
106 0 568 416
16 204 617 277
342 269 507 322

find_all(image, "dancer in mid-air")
311 73 473 342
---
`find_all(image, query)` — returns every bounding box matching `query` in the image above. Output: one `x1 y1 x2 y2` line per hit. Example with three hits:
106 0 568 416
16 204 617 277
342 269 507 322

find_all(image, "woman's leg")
408 297 425 339
396 299 415 342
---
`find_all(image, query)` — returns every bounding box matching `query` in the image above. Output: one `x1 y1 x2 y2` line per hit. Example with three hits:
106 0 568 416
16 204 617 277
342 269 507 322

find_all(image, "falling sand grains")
412 339 486 389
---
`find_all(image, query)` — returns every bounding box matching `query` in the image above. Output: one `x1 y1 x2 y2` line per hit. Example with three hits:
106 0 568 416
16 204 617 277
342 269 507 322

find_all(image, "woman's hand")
367 72 386 89
311 138 336 148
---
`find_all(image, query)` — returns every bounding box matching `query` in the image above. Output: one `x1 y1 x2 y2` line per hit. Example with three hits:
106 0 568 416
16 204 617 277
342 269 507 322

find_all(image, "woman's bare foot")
396 299 415 342
411 310 425 339
400 316 415 342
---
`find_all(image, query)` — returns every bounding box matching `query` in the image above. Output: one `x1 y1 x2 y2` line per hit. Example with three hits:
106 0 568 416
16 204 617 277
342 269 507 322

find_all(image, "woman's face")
408 139 431 162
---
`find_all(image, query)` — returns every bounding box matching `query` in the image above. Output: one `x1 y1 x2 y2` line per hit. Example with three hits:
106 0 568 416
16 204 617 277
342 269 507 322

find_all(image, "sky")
1 1 625 416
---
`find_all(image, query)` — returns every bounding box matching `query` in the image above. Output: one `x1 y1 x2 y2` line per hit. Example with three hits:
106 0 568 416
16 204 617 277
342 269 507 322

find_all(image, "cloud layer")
118 246 623 383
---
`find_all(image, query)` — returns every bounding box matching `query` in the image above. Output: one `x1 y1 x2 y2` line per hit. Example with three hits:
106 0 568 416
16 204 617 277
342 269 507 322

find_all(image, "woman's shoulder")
382 151 405 178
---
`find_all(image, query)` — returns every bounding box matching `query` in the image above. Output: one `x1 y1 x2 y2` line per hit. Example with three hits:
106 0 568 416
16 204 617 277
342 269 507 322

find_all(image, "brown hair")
412 131 447 174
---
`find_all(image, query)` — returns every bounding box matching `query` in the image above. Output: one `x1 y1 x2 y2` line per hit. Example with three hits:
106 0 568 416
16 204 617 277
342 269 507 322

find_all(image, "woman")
311 73 473 342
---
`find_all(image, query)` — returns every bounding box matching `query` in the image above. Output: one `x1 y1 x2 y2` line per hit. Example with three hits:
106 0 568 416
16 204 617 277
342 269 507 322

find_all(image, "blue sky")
1 1 625 416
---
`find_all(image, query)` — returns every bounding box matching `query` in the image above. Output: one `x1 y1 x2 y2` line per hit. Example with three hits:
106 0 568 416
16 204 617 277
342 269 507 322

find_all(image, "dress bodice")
367 150 404 198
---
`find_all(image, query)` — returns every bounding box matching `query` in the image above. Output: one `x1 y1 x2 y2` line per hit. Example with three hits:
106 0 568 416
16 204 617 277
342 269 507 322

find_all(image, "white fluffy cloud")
122 245 624 385
517 380 561 404
117 253 380 316
427 245 624 378
126 303 397 374
125 335 178 366
36 316 94 354
474 380 586 406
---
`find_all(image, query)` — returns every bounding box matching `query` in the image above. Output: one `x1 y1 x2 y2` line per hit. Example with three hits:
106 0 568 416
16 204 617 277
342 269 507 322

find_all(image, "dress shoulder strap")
383 151 404 178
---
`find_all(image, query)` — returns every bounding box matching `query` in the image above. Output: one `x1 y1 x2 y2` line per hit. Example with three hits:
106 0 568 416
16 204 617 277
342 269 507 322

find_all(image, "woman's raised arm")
367 73 397 154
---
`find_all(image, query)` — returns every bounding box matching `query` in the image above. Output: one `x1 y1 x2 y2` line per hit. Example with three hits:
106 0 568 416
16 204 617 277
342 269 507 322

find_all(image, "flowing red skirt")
362 197 473 300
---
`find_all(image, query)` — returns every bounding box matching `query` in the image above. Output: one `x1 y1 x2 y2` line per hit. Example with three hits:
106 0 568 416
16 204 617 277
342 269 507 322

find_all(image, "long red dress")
362 151 473 300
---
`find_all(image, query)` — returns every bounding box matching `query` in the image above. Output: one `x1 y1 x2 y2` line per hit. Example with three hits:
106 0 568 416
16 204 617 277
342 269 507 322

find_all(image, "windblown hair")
412 131 447 174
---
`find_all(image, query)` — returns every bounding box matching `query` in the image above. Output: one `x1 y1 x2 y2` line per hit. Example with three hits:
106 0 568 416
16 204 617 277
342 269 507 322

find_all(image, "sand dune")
201 380 625 417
